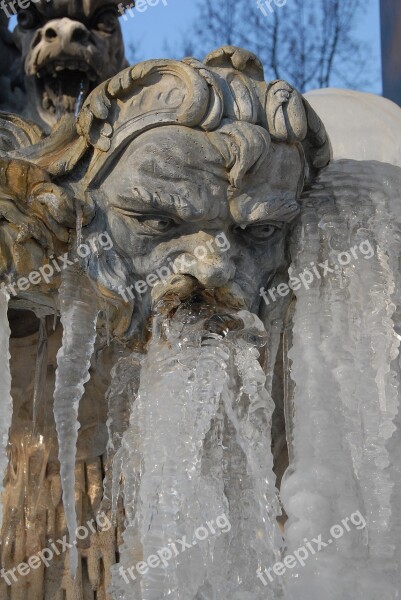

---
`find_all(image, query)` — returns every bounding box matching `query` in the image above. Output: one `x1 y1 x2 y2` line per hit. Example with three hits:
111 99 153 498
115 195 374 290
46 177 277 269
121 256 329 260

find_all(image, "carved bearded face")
13 0 125 129
95 126 304 321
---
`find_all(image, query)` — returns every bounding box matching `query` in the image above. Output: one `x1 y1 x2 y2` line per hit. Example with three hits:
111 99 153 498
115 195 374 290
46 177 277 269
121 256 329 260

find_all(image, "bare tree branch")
175 0 373 93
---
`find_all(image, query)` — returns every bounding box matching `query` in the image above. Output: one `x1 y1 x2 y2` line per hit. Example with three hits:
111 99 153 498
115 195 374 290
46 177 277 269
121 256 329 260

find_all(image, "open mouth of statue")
150 275 248 324
35 60 98 116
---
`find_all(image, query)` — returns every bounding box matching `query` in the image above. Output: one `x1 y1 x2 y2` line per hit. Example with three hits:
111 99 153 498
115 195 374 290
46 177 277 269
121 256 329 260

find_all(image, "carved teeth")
36 60 96 80
42 92 51 109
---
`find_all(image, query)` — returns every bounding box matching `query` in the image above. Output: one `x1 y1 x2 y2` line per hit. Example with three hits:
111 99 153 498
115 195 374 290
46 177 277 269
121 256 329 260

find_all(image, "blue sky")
9 0 382 94
120 0 382 94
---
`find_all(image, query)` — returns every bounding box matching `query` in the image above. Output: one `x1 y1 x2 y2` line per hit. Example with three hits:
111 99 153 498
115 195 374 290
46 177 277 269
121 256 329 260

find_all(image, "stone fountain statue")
0 0 129 130
0 43 400 600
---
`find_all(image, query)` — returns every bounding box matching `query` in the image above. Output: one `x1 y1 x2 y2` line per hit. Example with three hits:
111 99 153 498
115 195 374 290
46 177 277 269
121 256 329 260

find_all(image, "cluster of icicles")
110 306 283 600
0 159 400 599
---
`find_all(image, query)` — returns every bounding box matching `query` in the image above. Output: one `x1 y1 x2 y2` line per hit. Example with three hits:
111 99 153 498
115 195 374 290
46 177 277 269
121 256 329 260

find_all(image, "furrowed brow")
230 193 300 225
114 188 210 221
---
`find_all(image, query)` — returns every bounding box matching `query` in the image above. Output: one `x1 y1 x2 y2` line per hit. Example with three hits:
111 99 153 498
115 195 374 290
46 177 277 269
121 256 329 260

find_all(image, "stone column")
381 0 401 105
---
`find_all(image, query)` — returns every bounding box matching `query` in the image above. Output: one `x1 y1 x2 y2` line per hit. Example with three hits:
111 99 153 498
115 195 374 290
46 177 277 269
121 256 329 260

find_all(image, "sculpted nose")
181 253 235 288
43 19 90 46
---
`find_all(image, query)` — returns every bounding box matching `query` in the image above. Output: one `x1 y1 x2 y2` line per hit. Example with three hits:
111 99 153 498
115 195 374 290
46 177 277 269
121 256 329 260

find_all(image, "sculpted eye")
93 8 119 33
237 222 282 241
17 7 42 30
114 208 180 235
136 215 177 233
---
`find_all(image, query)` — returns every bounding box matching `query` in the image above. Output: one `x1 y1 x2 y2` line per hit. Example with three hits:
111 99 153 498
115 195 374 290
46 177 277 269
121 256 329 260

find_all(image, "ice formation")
281 159 401 599
102 353 142 518
110 306 283 600
32 318 49 437
0 290 12 528
48 158 401 597
53 267 99 576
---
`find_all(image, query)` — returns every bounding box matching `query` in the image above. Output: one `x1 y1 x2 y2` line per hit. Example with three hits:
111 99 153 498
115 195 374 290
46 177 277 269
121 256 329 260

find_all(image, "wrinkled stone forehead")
29 0 122 19
96 125 302 224
98 127 229 221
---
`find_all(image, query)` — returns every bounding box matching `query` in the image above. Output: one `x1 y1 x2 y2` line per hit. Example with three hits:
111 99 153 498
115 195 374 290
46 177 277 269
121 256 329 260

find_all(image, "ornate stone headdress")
2 45 330 182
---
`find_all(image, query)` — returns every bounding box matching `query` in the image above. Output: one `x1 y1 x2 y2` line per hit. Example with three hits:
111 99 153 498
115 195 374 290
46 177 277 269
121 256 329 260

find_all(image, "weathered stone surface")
2 0 129 131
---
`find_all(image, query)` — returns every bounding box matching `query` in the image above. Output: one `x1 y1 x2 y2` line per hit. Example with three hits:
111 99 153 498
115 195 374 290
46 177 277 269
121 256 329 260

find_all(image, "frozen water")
53 267 98 576
282 159 401 599
110 306 283 600
32 318 49 437
102 353 142 519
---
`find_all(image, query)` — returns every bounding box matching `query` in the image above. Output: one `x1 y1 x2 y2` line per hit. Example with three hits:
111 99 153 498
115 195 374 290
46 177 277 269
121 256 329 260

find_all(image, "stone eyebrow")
113 187 208 220
117 188 184 210
229 193 300 226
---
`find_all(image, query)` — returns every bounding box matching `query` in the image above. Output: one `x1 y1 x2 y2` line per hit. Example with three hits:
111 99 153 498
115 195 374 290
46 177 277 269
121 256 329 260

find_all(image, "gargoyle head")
13 0 128 130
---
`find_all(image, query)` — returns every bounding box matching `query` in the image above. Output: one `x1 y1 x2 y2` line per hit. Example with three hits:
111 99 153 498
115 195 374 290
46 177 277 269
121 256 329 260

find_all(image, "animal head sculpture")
12 0 129 130
1 46 330 340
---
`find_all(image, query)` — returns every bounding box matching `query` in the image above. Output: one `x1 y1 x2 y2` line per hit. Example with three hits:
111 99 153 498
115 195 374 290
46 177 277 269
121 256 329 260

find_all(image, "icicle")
222 310 283 596
283 302 296 466
32 318 48 438
0 290 12 529
74 81 85 118
53 267 99 576
101 352 142 519
75 200 83 251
